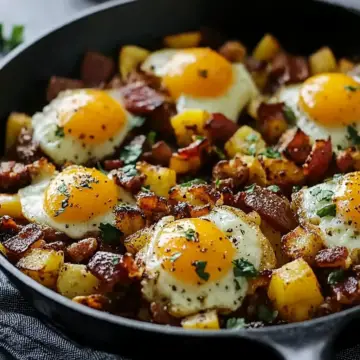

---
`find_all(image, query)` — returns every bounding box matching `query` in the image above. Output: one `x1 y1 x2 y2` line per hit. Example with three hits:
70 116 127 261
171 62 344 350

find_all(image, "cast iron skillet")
1 0 360 358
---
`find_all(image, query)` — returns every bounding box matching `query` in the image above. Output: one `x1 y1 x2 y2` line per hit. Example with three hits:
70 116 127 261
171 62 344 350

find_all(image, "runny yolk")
163 48 233 100
156 218 236 285
57 89 127 144
44 166 119 222
335 172 360 230
298 73 360 127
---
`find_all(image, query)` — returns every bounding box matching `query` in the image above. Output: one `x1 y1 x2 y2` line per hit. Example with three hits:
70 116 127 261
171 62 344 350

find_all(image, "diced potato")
181 310 220 330
164 31 201 49
282 225 324 265
0 243 6 256
114 206 145 237
5 112 31 151
119 45 150 80
171 109 210 146
169 184 216 207
338 58 355 73
0 194 24 219
169 153 201 175
252 34 281 62
238 155 267 186
124 227 152 254
57 263 100 299
309 47 337 75
137 161 176 198
17 249 64 289
268 258 324 322
225 126 266 158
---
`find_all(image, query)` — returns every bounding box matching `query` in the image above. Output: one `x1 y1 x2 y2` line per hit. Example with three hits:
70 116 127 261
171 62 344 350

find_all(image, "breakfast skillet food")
2 30 360 331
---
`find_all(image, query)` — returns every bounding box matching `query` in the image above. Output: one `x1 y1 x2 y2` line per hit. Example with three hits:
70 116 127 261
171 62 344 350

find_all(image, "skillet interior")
1 0 360 357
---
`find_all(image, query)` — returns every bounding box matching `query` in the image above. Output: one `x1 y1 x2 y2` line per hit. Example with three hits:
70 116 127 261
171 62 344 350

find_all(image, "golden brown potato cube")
282 225 324 265
6 112 31 151
114 206 145 237
170 109 210 147
72 294 109 311
0 243 7 256
268 258 324 322
0 194 24 219
225 125 266 158
57 263 100 299
309 47 337 75
169 153 201 175
338 58 355 73
238 155 267 186
169 184 219 207
17 249 64 289
119 45 150 80
252 34 281 62
218 41 247 63
124 227 152 254
164 31 201 48
136 161 176 198
181 310 220 330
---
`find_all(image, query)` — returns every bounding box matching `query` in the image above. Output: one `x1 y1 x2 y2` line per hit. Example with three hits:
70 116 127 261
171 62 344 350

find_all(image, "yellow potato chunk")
268 258 324 322
169 154 201 175
164 31 201 49
338 58 355 73
17 249 64 289
181 310 220 330
5 112 31 151
57 263 100 299
238 155 267 186
124 227 152 254
252 34 281 61
171 109 210 146
309 47 337 75
0 194 24 219
119 45 150 80
225 125 266 158
136 161 176 198
0 243 6 256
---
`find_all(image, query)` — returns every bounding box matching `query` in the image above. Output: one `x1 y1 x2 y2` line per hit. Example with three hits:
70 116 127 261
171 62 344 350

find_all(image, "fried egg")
141 48 258 121
32 88 138 165
276 73 360 153
293 171 360 251
19 165 134 239
139 205 275 317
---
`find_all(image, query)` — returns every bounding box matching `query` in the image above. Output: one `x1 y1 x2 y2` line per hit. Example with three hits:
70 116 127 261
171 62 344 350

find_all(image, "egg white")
32 89 137 165
141 49 259 122
140 206 263 317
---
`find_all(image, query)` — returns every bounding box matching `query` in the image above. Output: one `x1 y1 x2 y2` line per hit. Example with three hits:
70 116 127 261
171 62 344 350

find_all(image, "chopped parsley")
260 147 281 159
54 182 70 217
184 228 197 241
141 186 151 193
292 185 301 193
234 278 241 291
267 185 280 193
257 305 278 323
55 125 65 138
344 85 360 92
0 24 24 52
310 187 321 196
120 144 142 165
57 182 68 196
244 183 256 193
122 164 138 177
316 204 336 218
317 190 334 202
180 178 207 187
131 116 146 128
195 135 205 141
213 146 226 160
283 104 296 123
247 143 257 156
215 178 221 188
347 125 360 145
170 252 182 262
99 223 123 245
192 260 210 281
198 69 208 78
226 318 246 329
232 258 258 278
246 133 258 142
333 173 343 180
147 131 157 146
328 269 345 285
112 257 120 265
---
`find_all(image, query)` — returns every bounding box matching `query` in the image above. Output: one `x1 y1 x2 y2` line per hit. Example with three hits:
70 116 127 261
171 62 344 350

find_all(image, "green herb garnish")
257 305 278 323
345 85 360 92
215 178 221 188
310 187 321 196
112 257 120 265
283 104 296 123
57 182 68 196
213 146 226 160
260 147 281 159
141 186 151 193
99 223 123 245
3 25 24 52
292 185 301 193
234 279 241 291
316 204 336 218
195 135 205 141
198 69 208 78
246 133 258 142
193 260 210 281
244 184 256 193
147 131 157 146
317 190 334 202
185 228 197 241
226 318 246 329
120 144 142 165
267 185 280 193
122 164 138 177
247 143 257 156
347 125 360 145
232 258 258 278
55 125 65 138
328 269 345 285
131 116 146 128
180 178 207 187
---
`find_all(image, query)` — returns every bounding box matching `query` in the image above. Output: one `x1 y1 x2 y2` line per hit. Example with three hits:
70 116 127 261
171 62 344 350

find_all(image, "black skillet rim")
0 0 359 339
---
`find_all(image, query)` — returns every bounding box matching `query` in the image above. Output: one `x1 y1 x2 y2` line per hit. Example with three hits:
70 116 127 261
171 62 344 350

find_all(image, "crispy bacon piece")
303 138 333 182
43 241 66 252
136 193 170 223
46 76 84 102
257 102 288 144
0 161 31 193
67 238 98 263
81 51 115 86
235 185 297 233
315 247 349 268
204 113 238 144
171 201 211 220
87 252 140 289
148 102 176 138
213 157 249 190
316 296 342 317
2 224 44 260
142 141 172 167
336 149 354 173
332 276 360 305
178 138 210 158
16 128 42 164
114 205 146 237
73 294 110 311
103 159 124 171
150 302 179 326
0 216 19 243
42 226 71 243
218 41 246 62
112 164 146 194
278 128 311 165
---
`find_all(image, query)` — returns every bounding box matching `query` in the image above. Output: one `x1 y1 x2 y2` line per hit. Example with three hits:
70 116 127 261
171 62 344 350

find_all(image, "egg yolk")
163 48 233 99
298 73 360 127
57 89 127 144
335 172 360 230
156 218 236 285
44 166 119 222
